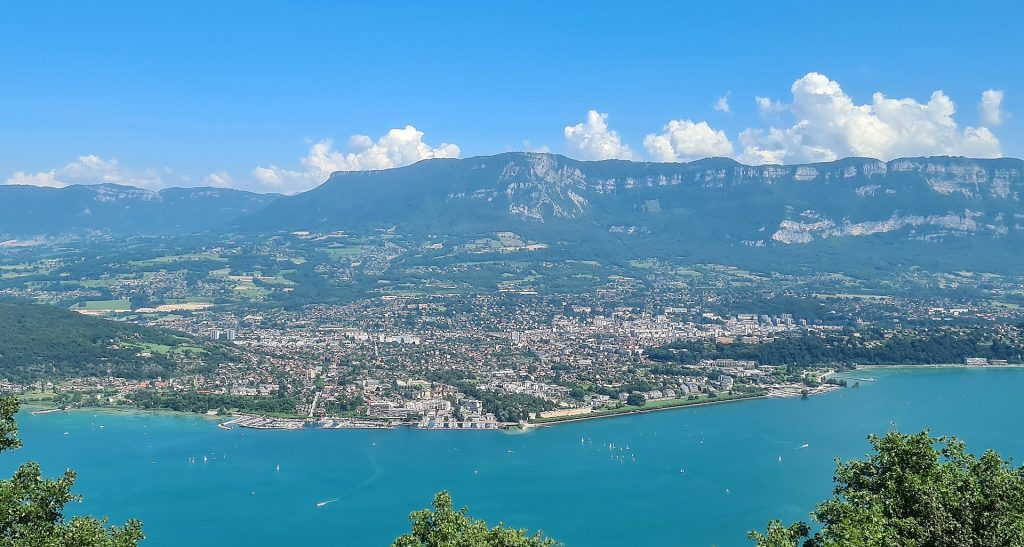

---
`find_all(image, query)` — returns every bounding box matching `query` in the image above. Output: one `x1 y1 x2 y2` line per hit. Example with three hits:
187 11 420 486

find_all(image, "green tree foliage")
0 396 143 545
750 430 1024 546
128 389 299 415
626 392 646 406
393 491 559 547
0 301 233 382
748 521 811 547
651 329 1024 368
446 383 555 423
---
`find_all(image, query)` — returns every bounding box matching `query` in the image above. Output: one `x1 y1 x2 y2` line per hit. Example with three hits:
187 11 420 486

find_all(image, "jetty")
220 415 306 430
318 417 394 429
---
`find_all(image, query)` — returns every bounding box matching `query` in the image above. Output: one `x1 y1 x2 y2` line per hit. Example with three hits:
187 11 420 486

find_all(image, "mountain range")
3 153 1023 270
0 184 277 237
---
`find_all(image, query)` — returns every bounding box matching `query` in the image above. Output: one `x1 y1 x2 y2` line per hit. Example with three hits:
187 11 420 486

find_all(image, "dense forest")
127 389 299 415
0 301 233 382
648 329 1024 368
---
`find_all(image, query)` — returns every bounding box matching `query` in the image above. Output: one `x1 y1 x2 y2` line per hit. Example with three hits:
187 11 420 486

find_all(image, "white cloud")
737 72 1002 164
755 96 786 116
713 94 731 113
979 89 1006 126
522 140 551 153
643 119 734 162
203 171 234 188
564 110 636 160
4 155 165 189
252 125 460 193
5 170 65 188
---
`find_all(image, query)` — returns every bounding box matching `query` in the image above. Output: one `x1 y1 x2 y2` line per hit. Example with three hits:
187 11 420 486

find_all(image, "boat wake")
316 498 339 508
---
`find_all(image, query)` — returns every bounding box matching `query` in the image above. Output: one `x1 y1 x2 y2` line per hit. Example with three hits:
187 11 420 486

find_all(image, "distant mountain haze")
3 153 1023 272
242 152 1024 244
0 184 278 237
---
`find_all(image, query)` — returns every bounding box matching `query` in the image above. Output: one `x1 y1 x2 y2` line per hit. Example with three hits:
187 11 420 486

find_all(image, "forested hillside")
0 302 232 382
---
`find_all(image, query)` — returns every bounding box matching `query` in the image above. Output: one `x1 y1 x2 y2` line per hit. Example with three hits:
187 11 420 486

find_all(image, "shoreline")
18 402 225 421
528 393 769 427
24 364 1018 429
855 363 1024 370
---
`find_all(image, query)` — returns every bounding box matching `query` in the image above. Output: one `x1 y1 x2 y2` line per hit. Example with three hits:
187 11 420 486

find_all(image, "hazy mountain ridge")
242 153 1024 245
0 183 280 237
3 154 1023 269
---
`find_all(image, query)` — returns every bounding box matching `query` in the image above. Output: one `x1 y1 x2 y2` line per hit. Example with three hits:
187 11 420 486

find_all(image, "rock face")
244 153 1024 248
5 153 1023 270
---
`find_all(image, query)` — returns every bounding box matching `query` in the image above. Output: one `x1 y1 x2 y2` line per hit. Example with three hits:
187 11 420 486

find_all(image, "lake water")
6 367 1024 546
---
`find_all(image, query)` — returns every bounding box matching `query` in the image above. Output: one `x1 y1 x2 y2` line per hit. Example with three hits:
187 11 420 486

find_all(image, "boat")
798 443 810 449
316 498 338 508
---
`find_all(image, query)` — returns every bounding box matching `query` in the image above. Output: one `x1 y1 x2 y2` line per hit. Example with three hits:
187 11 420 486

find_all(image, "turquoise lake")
6 367 1024 546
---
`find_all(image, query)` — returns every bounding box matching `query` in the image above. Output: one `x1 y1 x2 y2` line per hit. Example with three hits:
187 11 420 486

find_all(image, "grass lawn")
324 246 364 259
129 342 205 355
73 299 132 311
130 253 227 267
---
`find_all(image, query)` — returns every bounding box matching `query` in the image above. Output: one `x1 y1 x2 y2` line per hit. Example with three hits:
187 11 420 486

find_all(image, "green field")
129 252 226 267
233 283 271 298
72 299 132 311
128 341 205 355
324 246 365 259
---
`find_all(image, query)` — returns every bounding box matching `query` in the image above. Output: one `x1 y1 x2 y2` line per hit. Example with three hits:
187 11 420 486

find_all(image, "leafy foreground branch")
393 491 560 546
750 430 1024 547
0 396 143 546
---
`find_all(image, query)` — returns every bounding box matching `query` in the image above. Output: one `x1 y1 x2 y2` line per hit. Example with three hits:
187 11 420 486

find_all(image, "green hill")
0 184 278 237
0 301 232 382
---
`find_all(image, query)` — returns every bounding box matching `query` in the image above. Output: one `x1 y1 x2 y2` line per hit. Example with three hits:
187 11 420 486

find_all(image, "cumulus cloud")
755 96 786 116
5 170 65 188
203 171 234 188
643 120 734 162
521 140 551 153
4 155 165 189
737 72 1002 164
564 110 636 160
979 89 1006 126
713 94 731 113
252 125 460 193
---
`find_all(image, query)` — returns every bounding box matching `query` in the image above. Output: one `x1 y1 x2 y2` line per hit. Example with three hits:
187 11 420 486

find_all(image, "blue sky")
2 0 1020 193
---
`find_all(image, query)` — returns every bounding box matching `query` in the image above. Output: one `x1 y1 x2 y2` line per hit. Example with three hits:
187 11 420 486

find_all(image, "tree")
747 521 811 547
750 430 1024 547
0 396 143 546
626 393 645 407
393 491 560 547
